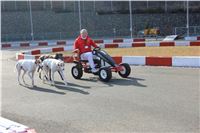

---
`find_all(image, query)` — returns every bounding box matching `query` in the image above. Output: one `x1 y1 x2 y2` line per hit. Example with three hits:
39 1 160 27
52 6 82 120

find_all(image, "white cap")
80 29 88 34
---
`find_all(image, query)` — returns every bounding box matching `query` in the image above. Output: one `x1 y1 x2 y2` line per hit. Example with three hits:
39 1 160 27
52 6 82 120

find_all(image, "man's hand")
73 49 80 53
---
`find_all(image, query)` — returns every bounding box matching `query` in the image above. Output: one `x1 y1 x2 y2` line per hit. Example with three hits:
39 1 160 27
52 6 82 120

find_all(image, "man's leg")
85 52 97 72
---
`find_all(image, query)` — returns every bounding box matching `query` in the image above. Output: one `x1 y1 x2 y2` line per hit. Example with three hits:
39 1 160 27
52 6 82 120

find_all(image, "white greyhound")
42 58 68 86
16 59 41 86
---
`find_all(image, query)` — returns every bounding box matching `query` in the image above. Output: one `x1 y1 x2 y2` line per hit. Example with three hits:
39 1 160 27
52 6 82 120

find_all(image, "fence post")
175 27 177 35
113 28 116 38
60 32 62 40
194 26 196 35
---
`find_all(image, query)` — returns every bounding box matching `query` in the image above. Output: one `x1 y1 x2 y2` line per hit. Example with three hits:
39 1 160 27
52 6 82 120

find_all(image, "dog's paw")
51 83 55 86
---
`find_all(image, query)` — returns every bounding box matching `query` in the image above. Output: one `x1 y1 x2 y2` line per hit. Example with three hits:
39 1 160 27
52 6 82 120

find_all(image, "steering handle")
93 47 101 51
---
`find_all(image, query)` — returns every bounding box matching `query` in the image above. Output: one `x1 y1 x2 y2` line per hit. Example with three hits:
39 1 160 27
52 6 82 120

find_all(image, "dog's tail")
14 62 19 73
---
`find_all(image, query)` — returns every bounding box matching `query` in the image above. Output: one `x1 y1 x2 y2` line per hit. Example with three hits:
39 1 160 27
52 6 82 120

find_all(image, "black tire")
118 63 131 78
98 67 112 82
71 65 83 79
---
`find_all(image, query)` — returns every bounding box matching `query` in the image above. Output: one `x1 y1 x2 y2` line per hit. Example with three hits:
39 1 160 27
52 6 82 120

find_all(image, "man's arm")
73 39 80 53
91 39 98 48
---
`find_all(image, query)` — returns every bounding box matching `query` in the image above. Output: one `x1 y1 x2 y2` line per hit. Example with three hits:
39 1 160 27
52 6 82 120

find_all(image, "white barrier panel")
145 42 160 47
24 51 32 55
30 42 38 47
175 41 190 46
123 38 133 43
48 40 57 46
11 42 21 48
185 36 197 41
64 46 73 51
0 117 28 132
67 40 75 45
122 56 145 65
172 56 200 67
24 55 36 60
103 39 113 43
40 47 52 54
118 43 132 48
99 44 105 49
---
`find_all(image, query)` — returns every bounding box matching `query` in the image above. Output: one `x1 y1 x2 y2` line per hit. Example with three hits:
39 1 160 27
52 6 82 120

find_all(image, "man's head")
80 29 88 40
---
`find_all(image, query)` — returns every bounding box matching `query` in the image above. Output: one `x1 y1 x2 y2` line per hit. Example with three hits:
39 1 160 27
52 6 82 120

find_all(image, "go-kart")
71 47 131 82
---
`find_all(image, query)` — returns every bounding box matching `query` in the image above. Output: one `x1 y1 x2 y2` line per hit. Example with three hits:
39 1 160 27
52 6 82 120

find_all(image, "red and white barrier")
98 41 200 48
2 38 145 49
1 40 67 49
63 55 199 67
16 50 200 67
2 38 200 49
21 46 67 55
15 42 200 67
0 117 36 133
94 38 145 44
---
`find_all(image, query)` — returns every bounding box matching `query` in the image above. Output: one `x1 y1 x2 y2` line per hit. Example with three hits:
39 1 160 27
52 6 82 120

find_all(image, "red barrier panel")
38 42 48 46
94 40 104 44
52 47 64 52
63 56 73 63
57 41 66 45
112 56 122 64
133 38 145 42
132 42 145 47
146 57 172 66
31 50 41 55
160 42 175 46
20 43 30 47
105 44 119 48
190 41 200 46
113 39 123 43
35 55 40 59
2 44 11 48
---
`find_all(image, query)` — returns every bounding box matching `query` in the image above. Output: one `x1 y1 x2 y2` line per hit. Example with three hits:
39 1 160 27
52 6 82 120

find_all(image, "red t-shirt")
74 35 98 55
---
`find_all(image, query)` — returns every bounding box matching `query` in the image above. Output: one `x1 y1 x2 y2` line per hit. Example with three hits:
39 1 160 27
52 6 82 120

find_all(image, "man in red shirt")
74 29 99 73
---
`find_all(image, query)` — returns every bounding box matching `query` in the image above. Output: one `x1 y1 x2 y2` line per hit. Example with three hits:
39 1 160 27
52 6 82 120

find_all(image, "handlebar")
93 47 101 51
92 47 101 55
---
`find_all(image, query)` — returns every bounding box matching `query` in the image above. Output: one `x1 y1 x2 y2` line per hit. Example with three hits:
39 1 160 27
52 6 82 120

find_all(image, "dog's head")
57 61 65 71
35 59 43 67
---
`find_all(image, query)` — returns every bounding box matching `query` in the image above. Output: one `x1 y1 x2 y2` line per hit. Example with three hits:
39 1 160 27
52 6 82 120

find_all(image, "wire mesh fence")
174 26 200 36
1 1 200 42
1 29 133 42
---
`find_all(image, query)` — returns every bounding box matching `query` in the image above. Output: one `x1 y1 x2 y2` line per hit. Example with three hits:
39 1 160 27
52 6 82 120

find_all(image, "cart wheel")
118 63 131 78
71 65 83 79
99 67 112 82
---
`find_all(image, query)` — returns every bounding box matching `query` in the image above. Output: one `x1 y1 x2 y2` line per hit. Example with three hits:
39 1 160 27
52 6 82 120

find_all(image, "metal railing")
174 26 200 36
